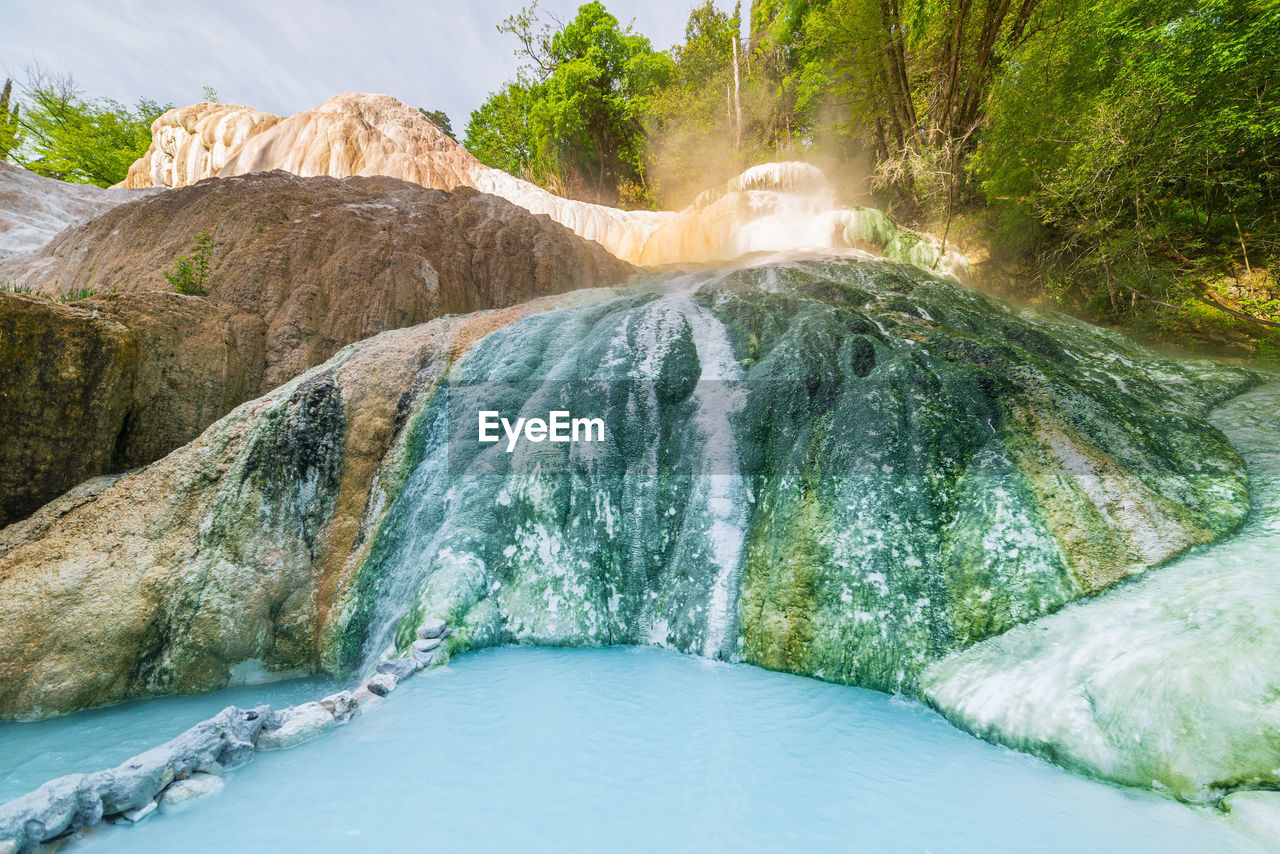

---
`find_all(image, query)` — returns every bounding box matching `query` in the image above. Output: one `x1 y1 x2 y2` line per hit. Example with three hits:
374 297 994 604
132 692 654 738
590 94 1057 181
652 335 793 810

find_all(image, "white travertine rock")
0 162 156 259
119 93 964 273
120 101 281 190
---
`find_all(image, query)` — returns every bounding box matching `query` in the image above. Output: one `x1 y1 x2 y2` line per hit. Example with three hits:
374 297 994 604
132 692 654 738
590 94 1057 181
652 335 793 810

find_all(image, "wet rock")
417 619 447 639
158 773 224 811
118 800 158 823
376 658 420 679
412 638 442 654
1224 791 1280 850
254 702 337 751
318 691 360 724
365 673 397 697
0 773 100 852
351 686 381 708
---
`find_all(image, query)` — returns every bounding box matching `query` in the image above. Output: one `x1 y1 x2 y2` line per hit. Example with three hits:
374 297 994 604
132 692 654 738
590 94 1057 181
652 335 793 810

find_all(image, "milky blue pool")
2 645 1257 853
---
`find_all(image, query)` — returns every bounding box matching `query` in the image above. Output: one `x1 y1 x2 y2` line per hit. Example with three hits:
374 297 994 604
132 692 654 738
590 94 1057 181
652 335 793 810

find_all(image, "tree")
0 79 19 162
12 70 169 187
465 2 671 205
975 0 1280 320
419 108 457 140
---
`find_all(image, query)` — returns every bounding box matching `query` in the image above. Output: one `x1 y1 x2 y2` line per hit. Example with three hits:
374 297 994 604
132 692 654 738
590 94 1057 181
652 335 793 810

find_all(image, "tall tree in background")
465 2 670 205
643 2 743 204
0 79 20 162
975 0 1280 317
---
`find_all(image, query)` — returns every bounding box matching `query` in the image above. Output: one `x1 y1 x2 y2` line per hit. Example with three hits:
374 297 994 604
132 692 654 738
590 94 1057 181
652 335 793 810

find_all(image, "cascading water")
339 256 1257 698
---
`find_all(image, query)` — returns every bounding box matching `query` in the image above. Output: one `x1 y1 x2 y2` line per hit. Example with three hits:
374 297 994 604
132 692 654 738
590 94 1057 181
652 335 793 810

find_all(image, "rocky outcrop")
0 172 631 525
0 258 1256 721
0 293 139 526
122 102 281 189
115 94 962 272
920 384 1280 803
0 289 267 526
0 292 576 718
0 162 156 259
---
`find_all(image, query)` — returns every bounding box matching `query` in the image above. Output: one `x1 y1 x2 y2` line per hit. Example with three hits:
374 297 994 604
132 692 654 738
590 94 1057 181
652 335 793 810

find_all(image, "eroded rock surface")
0 260 1255 722
0 162 156 259
114 94 960 270
0 172 631 524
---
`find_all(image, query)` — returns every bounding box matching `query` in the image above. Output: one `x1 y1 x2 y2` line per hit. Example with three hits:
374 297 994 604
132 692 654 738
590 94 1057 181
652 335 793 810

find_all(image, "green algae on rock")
920 383 1280 803
0 257 1259 722
334 258 1258 696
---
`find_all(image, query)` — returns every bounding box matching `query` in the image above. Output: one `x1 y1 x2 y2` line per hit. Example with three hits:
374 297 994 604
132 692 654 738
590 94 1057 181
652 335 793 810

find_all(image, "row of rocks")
0 619 452 853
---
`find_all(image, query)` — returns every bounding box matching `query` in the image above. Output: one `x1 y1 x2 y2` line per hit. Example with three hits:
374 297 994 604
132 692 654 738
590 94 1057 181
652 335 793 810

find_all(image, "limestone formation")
0 162 156 259
122 101 281 190
0 260 1256 722
115 93 961 270
0 172 631 525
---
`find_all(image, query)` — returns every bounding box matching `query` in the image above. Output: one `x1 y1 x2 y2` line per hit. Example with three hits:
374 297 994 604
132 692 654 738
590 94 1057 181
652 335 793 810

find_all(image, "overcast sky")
0 0 699 132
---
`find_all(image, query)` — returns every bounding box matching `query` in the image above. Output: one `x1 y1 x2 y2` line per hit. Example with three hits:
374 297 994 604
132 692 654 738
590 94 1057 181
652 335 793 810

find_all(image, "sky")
0 0 697 132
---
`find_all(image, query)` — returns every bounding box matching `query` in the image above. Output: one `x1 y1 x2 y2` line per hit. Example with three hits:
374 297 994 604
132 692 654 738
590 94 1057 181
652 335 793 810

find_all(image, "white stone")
119 800 158 823
254 702 337 750
417 618 447 639
158 773 224 811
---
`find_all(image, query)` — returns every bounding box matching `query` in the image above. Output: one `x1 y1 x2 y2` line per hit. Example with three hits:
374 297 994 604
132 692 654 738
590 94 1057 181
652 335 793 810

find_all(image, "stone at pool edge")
377 658 421 679
158 773 224 812
118 800 158 823
319 690 360 723
366 673 398 697
417 619 447 639
255 702 337 750
413 637 442 654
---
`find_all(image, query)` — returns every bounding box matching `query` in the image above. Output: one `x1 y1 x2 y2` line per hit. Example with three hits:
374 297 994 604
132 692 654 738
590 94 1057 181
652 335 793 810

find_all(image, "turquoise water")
13 646 1257 853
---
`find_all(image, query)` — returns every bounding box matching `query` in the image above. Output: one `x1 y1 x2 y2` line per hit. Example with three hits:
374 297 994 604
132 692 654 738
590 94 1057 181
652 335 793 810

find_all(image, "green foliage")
418 108 456 140
465 2 671 204
201 85 219 102
0 79 20 162
164 232 216 296
10 71 169 187
58 287 98 303
974 0 1280 328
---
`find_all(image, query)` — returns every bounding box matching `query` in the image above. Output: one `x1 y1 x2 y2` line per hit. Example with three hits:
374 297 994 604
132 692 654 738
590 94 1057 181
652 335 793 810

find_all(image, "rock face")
0 293 139 526
0 292 582 718
0 258 1256 721
0 162 157 259
122 102 281 189
0 172 631 525
920 384 1280 802
115 94 961 272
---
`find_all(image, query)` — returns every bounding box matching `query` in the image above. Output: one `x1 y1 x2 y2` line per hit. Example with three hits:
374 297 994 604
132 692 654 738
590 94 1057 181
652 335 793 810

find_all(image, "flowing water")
5 646 1261 853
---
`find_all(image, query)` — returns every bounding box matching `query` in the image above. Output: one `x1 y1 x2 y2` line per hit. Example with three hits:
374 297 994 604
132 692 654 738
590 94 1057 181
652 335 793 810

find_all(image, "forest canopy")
463 0 1279 356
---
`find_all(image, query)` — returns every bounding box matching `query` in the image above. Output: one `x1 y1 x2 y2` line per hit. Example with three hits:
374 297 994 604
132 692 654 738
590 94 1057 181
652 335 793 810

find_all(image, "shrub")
164 232 215 295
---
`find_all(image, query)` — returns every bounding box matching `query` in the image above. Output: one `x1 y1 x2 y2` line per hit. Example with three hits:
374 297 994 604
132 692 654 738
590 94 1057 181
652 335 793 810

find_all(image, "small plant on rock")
164 232 215 295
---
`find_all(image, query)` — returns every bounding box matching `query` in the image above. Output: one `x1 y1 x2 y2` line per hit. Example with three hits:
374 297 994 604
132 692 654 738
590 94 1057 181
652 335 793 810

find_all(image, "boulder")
365 673 397 697
375 658 420 680
318 691 360 724
417 619 447 639
157 773 224 811
255 702 337 751
0 172 631 526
